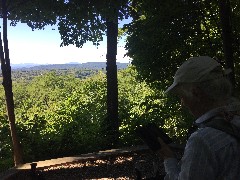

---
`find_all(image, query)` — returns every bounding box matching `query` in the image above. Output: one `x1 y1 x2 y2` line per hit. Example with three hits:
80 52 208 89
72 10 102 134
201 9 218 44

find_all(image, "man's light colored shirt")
164 104 240 180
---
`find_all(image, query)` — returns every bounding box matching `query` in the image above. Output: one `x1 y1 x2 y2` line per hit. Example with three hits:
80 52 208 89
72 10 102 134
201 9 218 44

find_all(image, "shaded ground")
5 146 183 180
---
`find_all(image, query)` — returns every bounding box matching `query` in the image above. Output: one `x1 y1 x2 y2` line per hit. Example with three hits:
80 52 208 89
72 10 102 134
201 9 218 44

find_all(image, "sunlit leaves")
126 0 240 86
117 66 191 146
0 67 191 169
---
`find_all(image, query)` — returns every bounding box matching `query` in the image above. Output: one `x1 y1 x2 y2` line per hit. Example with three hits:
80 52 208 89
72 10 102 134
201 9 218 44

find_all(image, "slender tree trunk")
105 8 119 148
219 0 235 88
0 0 23 165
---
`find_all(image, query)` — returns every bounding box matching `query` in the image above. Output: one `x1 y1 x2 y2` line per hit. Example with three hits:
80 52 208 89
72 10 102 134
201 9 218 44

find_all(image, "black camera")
136 123 172 152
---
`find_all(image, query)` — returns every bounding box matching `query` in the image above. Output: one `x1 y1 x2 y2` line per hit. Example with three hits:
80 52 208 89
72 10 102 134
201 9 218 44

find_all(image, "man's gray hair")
177 77 232 102
198 77 232 101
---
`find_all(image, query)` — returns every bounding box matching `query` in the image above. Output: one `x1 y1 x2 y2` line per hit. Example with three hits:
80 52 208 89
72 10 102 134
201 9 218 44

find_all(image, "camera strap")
201 111 240 141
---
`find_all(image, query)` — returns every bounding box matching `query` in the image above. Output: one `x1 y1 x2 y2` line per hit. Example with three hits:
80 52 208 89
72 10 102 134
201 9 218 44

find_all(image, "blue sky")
3 20 131 65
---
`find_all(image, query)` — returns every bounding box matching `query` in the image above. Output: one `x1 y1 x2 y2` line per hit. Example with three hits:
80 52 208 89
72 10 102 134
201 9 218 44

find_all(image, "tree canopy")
125 0 240 92
2 0 130 47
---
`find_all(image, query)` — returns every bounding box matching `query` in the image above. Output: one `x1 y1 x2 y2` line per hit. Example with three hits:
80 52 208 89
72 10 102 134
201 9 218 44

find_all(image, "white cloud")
9 42 129 64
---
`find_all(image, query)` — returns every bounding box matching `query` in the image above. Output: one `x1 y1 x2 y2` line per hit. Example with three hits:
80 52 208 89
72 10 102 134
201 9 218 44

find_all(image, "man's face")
181 95 196 114
177 88 201 118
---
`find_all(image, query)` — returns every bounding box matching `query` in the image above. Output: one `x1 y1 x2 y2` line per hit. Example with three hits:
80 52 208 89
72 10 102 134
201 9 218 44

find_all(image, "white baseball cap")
165 56 230 93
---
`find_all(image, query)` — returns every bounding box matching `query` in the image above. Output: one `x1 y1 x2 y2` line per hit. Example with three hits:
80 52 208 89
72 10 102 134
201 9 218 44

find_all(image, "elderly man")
159 56 240 179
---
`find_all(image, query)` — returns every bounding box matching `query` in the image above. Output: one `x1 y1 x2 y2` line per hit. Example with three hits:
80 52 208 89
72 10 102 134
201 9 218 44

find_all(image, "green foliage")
0 67 191 172
0 86 14 171
5 0 60 28
118 66 192 146
125 0 240 89
10 69 97 82
123 1 240 133
56 0 130 47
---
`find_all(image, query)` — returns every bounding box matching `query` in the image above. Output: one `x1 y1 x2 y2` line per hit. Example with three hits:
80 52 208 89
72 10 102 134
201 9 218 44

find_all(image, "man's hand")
156 137 175 159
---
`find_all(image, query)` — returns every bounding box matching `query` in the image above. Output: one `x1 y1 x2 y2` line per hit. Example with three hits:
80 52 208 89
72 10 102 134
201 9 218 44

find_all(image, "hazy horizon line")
11 61 131 65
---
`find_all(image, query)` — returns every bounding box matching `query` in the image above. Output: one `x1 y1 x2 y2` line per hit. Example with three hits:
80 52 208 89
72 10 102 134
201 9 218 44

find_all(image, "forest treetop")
125 0 240 93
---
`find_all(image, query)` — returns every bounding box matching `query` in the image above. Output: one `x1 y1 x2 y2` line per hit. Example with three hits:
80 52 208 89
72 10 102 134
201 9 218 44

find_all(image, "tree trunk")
0 0 23 165
219 0 235 88
105 8 119 148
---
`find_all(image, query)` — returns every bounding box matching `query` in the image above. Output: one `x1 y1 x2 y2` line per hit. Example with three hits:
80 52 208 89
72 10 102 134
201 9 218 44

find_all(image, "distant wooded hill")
5 62 130 82
11 62 129 70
